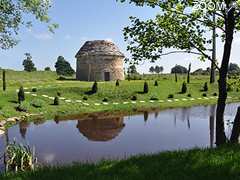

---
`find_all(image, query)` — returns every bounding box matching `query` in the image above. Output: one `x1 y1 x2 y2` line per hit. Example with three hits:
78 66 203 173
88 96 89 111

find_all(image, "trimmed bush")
168 94 174 99
31 99 44 108
154 80 158 86
18 86 25 103
213 92 218 96
181 82 187 94
83 96 88 101
203 82 208 91
227 84 233 92
3 70 6 91
237 88 239 92
116 79 120 87
32 88 37 92
187 94 192 97
91 81 98 93
53 97 60 105
57 92 61 97
143 81 149 94
150 96 159 101
102 98 108 102
202 93 207 97
131 95 137 101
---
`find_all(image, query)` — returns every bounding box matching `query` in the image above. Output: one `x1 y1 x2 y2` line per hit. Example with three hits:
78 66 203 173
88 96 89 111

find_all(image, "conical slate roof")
75 40 124 58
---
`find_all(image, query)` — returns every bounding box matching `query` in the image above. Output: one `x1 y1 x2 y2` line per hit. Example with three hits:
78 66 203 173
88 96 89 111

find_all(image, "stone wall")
76 55 124 81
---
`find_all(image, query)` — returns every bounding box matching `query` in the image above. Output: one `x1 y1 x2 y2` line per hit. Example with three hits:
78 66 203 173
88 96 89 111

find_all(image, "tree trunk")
210 13 216 84
216 10 235 146
230 106 240 143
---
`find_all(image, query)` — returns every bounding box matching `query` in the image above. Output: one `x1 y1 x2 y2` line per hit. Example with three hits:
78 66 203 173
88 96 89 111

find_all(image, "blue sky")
0 0 240 73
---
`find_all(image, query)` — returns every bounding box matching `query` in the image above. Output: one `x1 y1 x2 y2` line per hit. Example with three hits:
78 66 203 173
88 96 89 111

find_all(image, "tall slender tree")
187 63 191 84
2 70 6 91
120 0 240 145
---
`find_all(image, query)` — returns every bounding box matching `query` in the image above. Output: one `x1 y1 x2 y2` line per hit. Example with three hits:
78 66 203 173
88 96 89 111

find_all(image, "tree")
55 56 75 76
128 65 138 74
228 63 240 74
22 53 36 72
171 65 187 74
18 86 25 103
2 70 6 91
155 65 164 74
187 63 191 84
120 0 240 145
149 66 155 73
44 67 51 71
0 0 58 49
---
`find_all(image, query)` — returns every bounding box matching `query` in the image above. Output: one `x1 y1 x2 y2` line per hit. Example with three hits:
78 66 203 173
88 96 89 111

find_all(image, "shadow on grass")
2 145 240 180
8 100 18 104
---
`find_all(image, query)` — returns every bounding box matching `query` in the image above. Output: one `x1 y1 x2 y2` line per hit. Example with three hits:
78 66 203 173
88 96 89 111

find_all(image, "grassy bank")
0 70 240 121
2 145 240 180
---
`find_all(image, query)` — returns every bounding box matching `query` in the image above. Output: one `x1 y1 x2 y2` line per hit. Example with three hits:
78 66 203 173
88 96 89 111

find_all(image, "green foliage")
131 95 137 101
91 81 98 94
227 83 233 92
143 81 149 93
18 86 25 103
228 63 240 75
171 65 188 74
187 63 191 83
203 82 208 92
57 92 61 97
213 93 218 96
4 141 36 172
128 65 138 74
116 79 120 87
181 81 187 94
187 93 192 97
53 96 59 106
154 80 158 86
44 67 51 71
102 98 108 102
55 56 75 76
31 88 37 92
168 94 174 99
175 72 178 82
202 93 207 97
83 96 88 101
3 69 6 91
150 96 158 100
22 53 36 72
0 0 56 49
31 99 44 108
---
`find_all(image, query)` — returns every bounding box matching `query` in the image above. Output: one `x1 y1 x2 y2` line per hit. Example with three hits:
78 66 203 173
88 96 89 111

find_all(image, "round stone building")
75 40 125 81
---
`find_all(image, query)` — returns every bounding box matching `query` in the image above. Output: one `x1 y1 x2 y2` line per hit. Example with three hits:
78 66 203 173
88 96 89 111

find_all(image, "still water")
0 103 239 166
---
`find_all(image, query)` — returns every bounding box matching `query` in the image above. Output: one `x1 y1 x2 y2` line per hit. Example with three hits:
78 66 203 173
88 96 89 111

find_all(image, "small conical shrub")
203 82 208 91
18 86 25 103
175 72 178 82
3 70 6 91
154 80 158 86
91 81 98 93
54 96 59 105
116 79 120 87
181 81 187 94
143 81 149 94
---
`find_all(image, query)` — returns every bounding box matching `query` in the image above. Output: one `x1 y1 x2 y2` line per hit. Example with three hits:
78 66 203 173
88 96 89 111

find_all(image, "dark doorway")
104 72 110 81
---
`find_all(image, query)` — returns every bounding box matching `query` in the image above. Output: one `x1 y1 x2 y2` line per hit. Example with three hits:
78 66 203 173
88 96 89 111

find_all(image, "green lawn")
0 70 239 122
2 145 240 180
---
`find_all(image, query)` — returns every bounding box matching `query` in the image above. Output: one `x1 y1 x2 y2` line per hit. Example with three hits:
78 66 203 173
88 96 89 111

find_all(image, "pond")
0 103 239 167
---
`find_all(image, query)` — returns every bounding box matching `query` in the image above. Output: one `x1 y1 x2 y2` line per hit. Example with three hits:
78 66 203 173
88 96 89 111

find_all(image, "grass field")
0 70 240 122
2 145 240 180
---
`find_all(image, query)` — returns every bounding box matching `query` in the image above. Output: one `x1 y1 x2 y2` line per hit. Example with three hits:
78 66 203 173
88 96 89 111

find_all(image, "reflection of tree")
76 116 125 142
154 112 159 119
19 121 30 139
144 111 149 124
209 105 216 148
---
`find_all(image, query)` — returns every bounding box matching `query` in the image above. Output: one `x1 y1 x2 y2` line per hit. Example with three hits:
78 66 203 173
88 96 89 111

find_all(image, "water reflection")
0 103 239 166
76 116 125 141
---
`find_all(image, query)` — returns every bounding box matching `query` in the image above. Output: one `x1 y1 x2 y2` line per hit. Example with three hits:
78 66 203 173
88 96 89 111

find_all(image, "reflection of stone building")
76 116 125 142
